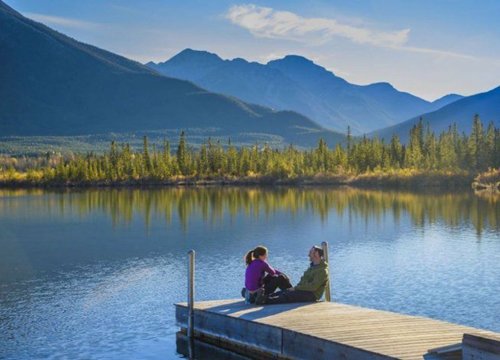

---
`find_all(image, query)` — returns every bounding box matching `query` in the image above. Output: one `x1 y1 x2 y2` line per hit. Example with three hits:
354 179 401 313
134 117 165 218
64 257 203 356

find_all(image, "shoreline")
0 171 476 191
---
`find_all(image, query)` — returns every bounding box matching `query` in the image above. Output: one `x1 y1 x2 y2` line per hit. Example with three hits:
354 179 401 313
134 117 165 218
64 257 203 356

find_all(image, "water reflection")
0 187 499 359
1 187 498 235
176 332 250 360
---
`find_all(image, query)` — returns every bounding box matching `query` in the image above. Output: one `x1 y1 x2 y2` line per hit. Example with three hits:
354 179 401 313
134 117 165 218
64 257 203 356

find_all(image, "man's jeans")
265 289 316 304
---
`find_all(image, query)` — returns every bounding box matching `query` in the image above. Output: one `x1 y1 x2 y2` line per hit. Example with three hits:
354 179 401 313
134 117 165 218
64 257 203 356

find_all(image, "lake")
0 187 499 359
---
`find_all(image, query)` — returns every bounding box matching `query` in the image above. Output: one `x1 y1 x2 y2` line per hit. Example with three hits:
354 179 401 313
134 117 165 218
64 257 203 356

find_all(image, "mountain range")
371 85 500 142
147 49 464 134
1 0 498 151
0 0 343 148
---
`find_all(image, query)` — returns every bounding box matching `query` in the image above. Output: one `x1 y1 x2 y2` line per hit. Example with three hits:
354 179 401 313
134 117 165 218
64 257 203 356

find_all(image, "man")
256 245 329 305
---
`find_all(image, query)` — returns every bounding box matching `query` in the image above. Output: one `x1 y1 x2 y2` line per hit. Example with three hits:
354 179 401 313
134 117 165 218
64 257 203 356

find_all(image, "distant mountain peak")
368 82 395 90
430 93 465 110
266 54 349 91
177 48 217 57
275 55 314 64
231 57 249 65
432 93 463 103
156 48 222 67
267 55 322 71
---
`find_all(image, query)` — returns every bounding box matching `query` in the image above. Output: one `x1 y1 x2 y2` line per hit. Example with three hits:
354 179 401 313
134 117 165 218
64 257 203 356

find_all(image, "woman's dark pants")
263 273 293 295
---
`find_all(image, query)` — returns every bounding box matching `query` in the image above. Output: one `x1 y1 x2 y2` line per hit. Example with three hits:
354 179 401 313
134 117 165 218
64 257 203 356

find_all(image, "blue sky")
6 0 500 100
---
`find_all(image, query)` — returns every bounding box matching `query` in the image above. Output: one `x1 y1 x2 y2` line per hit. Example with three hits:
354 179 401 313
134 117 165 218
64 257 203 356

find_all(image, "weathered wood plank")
281 328 396 360
175 299 500 360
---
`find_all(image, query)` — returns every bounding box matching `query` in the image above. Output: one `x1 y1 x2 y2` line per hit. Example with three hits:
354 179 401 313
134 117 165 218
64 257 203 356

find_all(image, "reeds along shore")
0 117 499 189
0 169 479 190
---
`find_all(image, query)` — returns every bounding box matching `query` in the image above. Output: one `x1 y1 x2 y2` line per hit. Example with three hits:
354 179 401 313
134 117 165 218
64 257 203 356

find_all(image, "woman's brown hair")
244 246 268 266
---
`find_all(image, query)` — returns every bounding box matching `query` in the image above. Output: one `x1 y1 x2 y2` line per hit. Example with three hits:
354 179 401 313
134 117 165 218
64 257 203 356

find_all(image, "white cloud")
225 4 482 61
225 4 410 48
24 12 100 30
390 45 476 60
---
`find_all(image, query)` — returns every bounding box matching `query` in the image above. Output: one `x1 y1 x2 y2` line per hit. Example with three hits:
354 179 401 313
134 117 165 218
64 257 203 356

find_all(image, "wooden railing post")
187 250 195 339
321 241 331 302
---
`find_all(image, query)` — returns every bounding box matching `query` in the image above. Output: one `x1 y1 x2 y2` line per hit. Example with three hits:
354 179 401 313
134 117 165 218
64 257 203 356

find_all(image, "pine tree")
346 126 352 169
468 114 485 170
177 131 187 175
405 120 424 168
485 122 496 169
198 143 209 176
423 126 437 169
390 134 403 168
142 136 152 175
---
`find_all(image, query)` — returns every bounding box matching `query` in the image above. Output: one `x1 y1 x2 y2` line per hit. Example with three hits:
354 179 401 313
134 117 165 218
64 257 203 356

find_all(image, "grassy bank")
0 169 475 190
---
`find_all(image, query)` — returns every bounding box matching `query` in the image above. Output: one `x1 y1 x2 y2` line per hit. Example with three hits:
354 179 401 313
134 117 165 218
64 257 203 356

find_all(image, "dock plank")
176 299 500 359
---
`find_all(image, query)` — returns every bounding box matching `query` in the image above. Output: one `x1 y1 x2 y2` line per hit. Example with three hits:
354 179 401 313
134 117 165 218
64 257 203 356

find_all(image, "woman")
242 246 292 304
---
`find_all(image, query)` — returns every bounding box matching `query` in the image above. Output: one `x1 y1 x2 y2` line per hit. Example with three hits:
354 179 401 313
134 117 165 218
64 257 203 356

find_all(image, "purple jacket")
245 259 280 291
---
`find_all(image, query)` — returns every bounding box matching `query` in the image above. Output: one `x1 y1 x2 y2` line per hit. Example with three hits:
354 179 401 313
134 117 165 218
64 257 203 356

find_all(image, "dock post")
321 241 331 302
187 250 195 339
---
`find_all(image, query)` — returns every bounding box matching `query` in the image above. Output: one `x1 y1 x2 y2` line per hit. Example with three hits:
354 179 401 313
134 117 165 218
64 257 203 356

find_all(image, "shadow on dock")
202 300 312 321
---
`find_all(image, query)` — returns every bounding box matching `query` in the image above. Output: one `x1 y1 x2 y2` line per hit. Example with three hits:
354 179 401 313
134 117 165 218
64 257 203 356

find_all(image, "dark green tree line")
1 116 499 183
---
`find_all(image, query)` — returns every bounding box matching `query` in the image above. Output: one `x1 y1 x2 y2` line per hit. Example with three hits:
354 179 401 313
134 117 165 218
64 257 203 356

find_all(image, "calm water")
0 187 499 359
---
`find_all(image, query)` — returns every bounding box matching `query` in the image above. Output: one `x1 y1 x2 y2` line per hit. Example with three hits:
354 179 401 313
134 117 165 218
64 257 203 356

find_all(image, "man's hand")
287 287 295 291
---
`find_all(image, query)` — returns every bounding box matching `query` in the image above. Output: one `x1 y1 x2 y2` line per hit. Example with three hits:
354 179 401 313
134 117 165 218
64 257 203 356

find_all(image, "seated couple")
241 245 329 305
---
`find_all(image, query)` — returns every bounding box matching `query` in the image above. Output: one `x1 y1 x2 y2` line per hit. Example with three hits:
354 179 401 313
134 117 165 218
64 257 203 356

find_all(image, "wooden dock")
176 299 500 360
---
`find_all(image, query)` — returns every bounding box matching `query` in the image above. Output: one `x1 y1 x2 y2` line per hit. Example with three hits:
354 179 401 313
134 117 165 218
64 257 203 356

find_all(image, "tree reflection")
0 187 498 235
